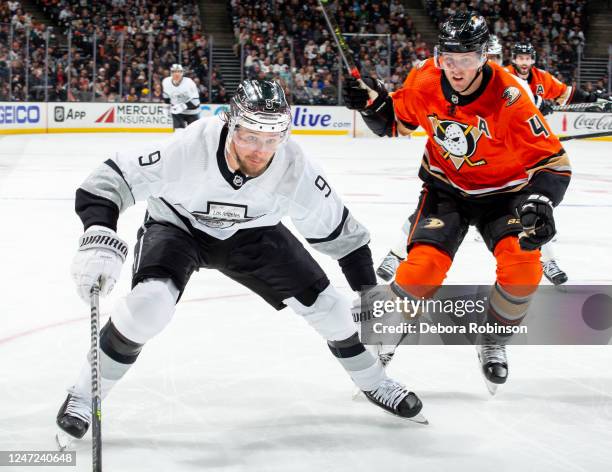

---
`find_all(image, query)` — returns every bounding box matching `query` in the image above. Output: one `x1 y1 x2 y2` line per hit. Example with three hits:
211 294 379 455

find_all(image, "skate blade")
383 409 429 425
55 430 76 451
483 377 499 396
407 412 429 425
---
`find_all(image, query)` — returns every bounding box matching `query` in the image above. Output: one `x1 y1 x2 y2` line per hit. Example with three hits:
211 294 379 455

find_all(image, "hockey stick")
317 0 361 79
551 102 610 112
90 282 102 472
559 131 612 141
317 0 380 103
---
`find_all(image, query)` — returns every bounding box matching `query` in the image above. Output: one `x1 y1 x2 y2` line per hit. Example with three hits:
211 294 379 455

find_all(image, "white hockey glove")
351 283 417 362
71 225 128 303
170 103 187 114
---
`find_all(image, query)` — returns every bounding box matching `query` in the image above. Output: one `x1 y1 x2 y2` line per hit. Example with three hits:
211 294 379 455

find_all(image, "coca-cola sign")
573 113 612 131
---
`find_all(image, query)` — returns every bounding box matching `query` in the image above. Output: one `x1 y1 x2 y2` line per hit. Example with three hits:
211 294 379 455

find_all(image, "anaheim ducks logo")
502 86 521 107
428 115 486 170
423 218 445 229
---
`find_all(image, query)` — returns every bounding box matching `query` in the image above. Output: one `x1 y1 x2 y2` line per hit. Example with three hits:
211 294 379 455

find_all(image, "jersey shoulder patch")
502 86 522 107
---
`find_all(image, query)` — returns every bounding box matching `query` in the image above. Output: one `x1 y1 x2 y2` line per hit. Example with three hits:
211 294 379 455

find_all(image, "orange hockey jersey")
391 59 571 203
504 64 573 105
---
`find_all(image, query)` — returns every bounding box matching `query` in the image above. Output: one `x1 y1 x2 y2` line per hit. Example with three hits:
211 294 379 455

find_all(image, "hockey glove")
171 103 187 114
538 99 555 116
342 76 387 112
516 193 555 251
71 225 128 303
351 283 417 355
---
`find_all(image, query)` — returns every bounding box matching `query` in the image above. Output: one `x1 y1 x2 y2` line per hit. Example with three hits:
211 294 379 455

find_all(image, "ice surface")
1 132 611 471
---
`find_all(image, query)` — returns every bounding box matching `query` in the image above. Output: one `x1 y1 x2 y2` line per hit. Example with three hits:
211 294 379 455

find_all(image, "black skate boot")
542 259 568 286
56 391 91 449
476 337 508 395
363 379 428 424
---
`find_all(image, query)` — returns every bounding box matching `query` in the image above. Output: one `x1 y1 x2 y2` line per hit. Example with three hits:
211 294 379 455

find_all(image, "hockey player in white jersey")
55 80 427 447
162 64 201 130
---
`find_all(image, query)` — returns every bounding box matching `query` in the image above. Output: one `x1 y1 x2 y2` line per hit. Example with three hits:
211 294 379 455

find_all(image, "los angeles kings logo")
191 202 264 229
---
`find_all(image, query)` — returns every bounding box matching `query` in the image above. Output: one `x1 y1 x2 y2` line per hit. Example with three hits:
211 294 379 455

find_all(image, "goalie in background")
162 64 201 130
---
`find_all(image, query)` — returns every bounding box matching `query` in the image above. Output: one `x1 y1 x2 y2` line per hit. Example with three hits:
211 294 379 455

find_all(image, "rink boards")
1 101 610 140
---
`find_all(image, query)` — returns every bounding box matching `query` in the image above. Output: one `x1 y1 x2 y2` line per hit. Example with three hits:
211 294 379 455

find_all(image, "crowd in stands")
0 1 227 103
233 0 607 104
426 0 591 85
1 1 608 104
231 0 428 105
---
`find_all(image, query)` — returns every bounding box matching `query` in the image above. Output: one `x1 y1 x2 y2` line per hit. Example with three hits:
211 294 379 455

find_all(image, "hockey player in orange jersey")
343 12 571 394
506 42 611 107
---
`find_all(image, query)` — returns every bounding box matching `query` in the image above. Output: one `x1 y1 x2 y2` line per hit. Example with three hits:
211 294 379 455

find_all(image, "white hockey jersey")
78 116 370 260
162 76 201 115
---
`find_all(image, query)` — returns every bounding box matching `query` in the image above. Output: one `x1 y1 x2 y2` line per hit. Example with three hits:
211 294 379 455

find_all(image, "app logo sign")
55 106 86 122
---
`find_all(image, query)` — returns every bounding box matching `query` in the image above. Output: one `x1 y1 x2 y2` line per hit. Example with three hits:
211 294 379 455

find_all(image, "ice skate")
55 390 91 450
542 259 568 286
476 337 508 396
376 251 402 282
363 378 427 424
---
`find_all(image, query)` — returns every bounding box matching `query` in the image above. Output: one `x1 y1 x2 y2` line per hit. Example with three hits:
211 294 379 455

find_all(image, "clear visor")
434 47 486 71
231 126 288 152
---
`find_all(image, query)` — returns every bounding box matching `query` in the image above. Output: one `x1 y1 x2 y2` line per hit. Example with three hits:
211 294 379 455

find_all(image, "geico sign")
0 105 41 124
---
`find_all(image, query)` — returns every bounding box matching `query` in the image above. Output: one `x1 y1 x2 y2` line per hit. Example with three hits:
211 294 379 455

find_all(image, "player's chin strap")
458 65 483 94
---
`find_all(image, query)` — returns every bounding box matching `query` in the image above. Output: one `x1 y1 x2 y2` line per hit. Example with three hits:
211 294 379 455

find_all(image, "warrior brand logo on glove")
78 231 128 261
72 227 128 303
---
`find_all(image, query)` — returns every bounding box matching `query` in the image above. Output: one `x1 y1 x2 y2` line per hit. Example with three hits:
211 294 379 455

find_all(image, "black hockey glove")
342 75 387 112
594 89 612 102
538 99 554 116
516 193 555 251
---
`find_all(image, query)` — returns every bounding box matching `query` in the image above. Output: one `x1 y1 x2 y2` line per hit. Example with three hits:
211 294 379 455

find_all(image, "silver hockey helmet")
228 80 292 134
487 35 503 56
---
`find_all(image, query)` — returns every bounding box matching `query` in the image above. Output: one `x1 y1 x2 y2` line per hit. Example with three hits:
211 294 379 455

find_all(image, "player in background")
486 35 503 65
376 36 569 286
344 13 571 394
507 42 611 107
162 64 201 130
55 80 426 448
486 37 556 115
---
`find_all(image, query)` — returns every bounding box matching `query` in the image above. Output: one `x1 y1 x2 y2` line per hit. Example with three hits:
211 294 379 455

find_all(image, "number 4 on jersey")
527 115 550 138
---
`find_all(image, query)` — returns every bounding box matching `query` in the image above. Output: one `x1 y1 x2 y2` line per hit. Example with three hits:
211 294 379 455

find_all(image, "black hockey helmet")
438 12 489 54
228 80 291 133
511 42 536 61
